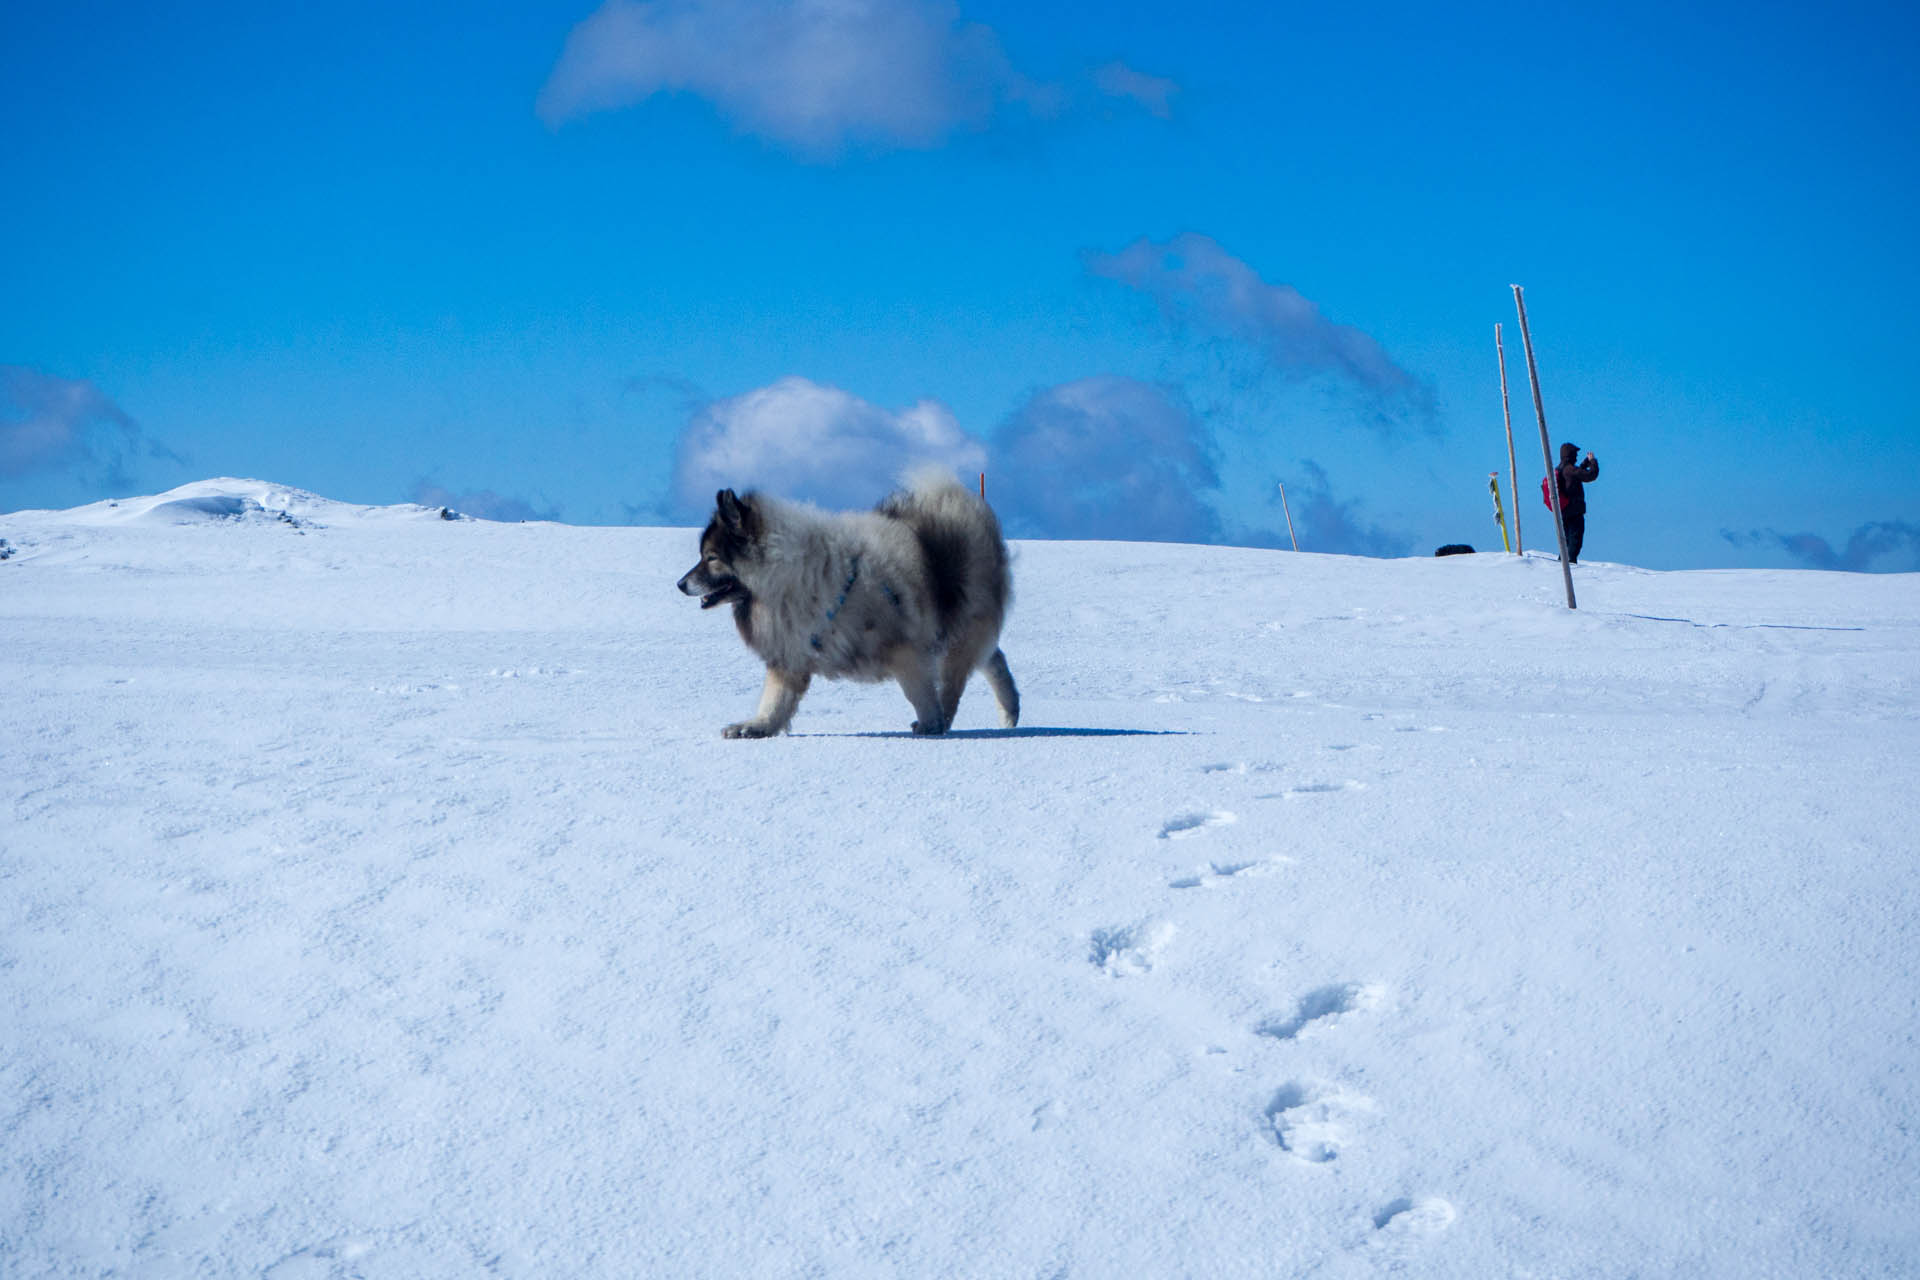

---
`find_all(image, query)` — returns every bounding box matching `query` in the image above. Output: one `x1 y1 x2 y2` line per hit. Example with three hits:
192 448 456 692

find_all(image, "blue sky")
4 0 1917 569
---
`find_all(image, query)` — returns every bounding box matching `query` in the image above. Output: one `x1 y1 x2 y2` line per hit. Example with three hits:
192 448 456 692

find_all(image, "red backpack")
1541 473 1556 510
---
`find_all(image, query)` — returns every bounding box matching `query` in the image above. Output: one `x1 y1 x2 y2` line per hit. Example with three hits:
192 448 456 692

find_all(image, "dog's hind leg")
936 617 999 730
891 650 947 735
724 668 811 738
983 648 1019 728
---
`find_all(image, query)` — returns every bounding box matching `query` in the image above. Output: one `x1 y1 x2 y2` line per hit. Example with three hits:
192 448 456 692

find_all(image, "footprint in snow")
1256 780 1364 799
1256 982 1383 1040
1159 810 1236 840
1089 921 1176 977
264 1237 376 1279
1169 858 1288 890
1264 1081 1375 1164
1367 1197 1458 1263
1373 1196 1456 1233
374 681 460 696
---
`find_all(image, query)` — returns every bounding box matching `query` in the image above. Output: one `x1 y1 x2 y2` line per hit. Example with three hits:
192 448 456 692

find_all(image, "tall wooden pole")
1511 285 1577 610
1277 482 1298 551
1495 322 1522 554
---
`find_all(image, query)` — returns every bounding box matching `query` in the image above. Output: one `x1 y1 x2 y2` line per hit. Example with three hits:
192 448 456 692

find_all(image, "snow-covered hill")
3 480 1916 1277
18 477 474 530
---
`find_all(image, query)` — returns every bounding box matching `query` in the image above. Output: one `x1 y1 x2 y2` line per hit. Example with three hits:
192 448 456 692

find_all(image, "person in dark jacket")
1554 441 1600 562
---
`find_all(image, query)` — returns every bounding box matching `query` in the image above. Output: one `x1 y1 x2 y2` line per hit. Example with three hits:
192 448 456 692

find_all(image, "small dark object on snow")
439 507 459 520
1434 544 1475 557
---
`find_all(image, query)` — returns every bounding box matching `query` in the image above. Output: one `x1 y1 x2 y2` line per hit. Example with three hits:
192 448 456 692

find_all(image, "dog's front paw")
910 717 948 736
723 721 776 739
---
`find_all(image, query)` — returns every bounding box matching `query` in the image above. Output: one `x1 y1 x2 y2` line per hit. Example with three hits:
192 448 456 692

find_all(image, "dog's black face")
677 488 756 610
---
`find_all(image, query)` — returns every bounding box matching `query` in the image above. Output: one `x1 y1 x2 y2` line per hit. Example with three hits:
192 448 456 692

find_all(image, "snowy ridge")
2 481 1917 1276
11 477 472 529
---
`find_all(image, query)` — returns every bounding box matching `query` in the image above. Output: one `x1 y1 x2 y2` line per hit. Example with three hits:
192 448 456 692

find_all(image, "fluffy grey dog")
677 471 1019 738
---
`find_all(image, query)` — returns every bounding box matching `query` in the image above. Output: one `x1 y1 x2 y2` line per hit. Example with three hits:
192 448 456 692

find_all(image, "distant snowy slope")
3 480 1916 1277
17 478 479 529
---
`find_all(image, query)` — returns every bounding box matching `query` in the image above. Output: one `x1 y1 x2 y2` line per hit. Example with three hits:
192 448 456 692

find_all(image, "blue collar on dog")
809 556 861 652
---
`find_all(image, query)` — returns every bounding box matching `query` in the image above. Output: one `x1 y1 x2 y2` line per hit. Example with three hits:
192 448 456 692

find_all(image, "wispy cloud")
1723 522 1920 572
0 365 177 485
412 481 562 523
670 375 985 515
1085 233 1437 437
1270 459 1413 557
537 0 1175 156
989 376 1220 543
1091 60 1178 118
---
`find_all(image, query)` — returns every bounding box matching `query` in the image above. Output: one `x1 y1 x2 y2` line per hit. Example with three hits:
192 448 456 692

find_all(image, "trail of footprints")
1086 738 1455 1252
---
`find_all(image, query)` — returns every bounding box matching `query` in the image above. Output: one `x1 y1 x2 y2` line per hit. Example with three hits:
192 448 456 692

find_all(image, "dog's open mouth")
700 580 745 609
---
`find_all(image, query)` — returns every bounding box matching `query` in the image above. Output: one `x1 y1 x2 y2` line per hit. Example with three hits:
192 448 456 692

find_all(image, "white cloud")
671 375 986 513
668 373 1237 545
1085 234 1437 436
989 375 1221 543
538 0 1037 155
537 0 1179 156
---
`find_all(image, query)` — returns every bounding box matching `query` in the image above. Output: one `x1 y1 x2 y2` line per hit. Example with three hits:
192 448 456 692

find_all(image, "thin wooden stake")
979 472 986 501
1277 481 1298 551
1511 285 1577 609
1495 322 1522 554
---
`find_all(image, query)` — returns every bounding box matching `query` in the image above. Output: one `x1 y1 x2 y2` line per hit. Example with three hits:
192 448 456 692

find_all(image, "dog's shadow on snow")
797 727 1191 740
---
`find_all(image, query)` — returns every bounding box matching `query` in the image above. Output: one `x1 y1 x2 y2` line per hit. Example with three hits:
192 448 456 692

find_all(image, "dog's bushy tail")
898 463 971 496
877 468 1011 633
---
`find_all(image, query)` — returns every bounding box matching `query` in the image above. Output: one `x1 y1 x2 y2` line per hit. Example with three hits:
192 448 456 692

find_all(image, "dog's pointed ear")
716 489 743 528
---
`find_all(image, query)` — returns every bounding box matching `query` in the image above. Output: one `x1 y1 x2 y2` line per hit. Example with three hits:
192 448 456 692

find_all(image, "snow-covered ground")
4 479 1916 1277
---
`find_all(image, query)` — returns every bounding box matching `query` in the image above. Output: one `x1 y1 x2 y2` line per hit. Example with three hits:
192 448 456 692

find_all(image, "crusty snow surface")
3 479 1917 1277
